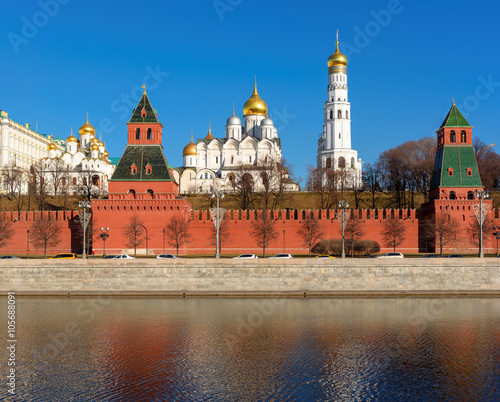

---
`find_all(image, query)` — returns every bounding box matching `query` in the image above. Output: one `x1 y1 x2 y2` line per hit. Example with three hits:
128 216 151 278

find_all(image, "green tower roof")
129 90 159 123
440 102 471 128
430 146 482 189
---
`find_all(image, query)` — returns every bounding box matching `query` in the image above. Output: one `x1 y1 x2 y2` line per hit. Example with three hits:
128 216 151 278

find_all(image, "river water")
0 297 499 401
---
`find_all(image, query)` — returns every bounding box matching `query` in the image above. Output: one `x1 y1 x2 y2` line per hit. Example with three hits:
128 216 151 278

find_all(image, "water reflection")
0 298 498 401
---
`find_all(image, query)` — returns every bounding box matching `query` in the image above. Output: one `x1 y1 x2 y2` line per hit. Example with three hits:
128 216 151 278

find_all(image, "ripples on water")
0 298 499 401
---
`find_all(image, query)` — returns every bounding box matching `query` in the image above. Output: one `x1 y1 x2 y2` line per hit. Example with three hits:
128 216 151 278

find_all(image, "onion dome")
99 140 104 147
183 137 197 156
226 112 241 126
327 31 348 73
90 143 99 151
261 117 273 126
79 115 95 136
204 126 214 140
243 84 268 116
66 133 77 143
104 150 109 158
47 141 57 151
90 136 99 145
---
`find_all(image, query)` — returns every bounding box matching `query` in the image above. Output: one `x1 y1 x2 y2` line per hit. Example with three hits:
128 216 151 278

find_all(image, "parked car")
421 254 441 258
0 256 19 259
50 253 78 259
102 255 117 259
112 254 135 259
156 254 179 259
447 254 464 258
314 255 335 259
268 253 293 259
378 252 404 259
233 254 258 259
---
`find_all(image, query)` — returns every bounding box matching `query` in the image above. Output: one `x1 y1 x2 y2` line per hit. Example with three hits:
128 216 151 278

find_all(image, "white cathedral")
317 32 362 187
40 116 115 195
172 84 298 194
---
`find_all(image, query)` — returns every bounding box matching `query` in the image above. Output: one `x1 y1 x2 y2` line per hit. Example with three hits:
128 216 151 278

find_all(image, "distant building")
317 32 362 187
0 109 64 192
40 116 115 196
172 83 298 194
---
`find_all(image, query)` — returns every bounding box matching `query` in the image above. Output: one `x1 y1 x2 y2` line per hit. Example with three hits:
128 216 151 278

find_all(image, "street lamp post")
137 224 149 256
283 229 286 253
338 200 349 259
78 201 91 259
100 227 109 258
211 190 225 259
474 190 489 258
26 230 29 259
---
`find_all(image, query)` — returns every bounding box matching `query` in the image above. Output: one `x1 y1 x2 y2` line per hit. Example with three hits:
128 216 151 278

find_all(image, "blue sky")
2 0 499 184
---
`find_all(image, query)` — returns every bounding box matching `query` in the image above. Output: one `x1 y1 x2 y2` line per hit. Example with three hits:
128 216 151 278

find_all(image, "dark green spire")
129 86 159 123
440 101 471 128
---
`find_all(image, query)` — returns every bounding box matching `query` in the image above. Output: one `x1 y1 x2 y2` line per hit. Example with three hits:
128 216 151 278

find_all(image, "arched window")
461 130 466 143
147 128 152 140
326 157 331 168
131 163 137 175
82 177 87 186
450 130 456 143
351 157 355 168
346 111 349 119
329 110 333 119
466 168 472 176
448 168 453 176
135 128 140 140
62 177 67 186
467 191 474 200
230 156 234 164
204 173 208 179
145 164 152 175
449 191 456 200
146 189 154 196
337 110 342 119
72 177 76 186
338 157 345 168
128 189 136 196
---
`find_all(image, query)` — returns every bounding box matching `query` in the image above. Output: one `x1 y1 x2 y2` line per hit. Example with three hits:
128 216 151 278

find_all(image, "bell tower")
127 85 163 145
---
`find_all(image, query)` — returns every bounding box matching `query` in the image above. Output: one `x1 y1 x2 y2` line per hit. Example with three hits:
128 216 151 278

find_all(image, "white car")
156 254 179 259
233 254 258 259
378 252 404 258
113 254 135 259
268 253 293 259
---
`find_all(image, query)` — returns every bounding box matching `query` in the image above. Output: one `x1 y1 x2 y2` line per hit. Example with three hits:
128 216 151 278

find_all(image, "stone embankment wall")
1 259 499 296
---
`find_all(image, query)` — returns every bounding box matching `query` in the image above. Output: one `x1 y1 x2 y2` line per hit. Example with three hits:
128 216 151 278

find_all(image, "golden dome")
104 150 109 158
90 143 99 151
99 140 104 147
204 127 214 140
327 32 348 71
183 137 197 156
243 84 268 116
47 141 57 151
79 115 95 136
66 134 77 143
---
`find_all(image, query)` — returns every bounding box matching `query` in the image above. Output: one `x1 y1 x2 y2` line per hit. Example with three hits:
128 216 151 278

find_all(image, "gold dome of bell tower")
327 30 348 74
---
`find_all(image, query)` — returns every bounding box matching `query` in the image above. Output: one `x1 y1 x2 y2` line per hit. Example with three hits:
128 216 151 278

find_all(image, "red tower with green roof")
421 101 493 253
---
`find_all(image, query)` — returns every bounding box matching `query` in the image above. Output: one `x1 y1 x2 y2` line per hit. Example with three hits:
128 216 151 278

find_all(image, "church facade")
317 33 362 187
172 84 298 194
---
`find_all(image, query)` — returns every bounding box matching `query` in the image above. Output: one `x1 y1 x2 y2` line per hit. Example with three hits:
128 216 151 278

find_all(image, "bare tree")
0 214 14 249
165 215 192 256
307 166 339 210
381 216 407 252
467 215 494 251
31 161 49 211
30 217 62 258
364 162 381 209
76 170 100 202
231 165 255 210
47 158 67 198
424 211 461 256
250 210 278 257
123 215 145 258
297 211 325 257
272 158 296 210
343 215 365 257
473 138 500 194
2 164 27 216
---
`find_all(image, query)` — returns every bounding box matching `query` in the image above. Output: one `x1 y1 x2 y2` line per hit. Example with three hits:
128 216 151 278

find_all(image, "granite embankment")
1 259 499 296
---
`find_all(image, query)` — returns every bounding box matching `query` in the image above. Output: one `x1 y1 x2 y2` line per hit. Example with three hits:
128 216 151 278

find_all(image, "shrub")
312 239 380 256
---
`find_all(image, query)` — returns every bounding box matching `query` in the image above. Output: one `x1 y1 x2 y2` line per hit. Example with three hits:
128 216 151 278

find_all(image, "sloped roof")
430 146 482 188
440 103 471 128
110 145 174 181
129 92 159 123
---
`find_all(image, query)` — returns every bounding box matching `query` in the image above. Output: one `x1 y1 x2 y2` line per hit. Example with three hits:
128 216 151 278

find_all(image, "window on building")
337 110 342 119
73 177 76 185
230 156 234 164
210 186 213 192
450 130 456 143
83 178 87 186
329 110 333 119
326 157 331 168
215 156 218 164
199 186 202 192
467 191 474 200
346 111 349 119
448 168 453 176
249 156 252 163
146 189 154 196
62 177 66 186
147 128 152 140
351 157 355 168
461 130 467 143
338 157 345 168
467 168 472 176
204 173 208 179
449 191 456 200
135 128 140 140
